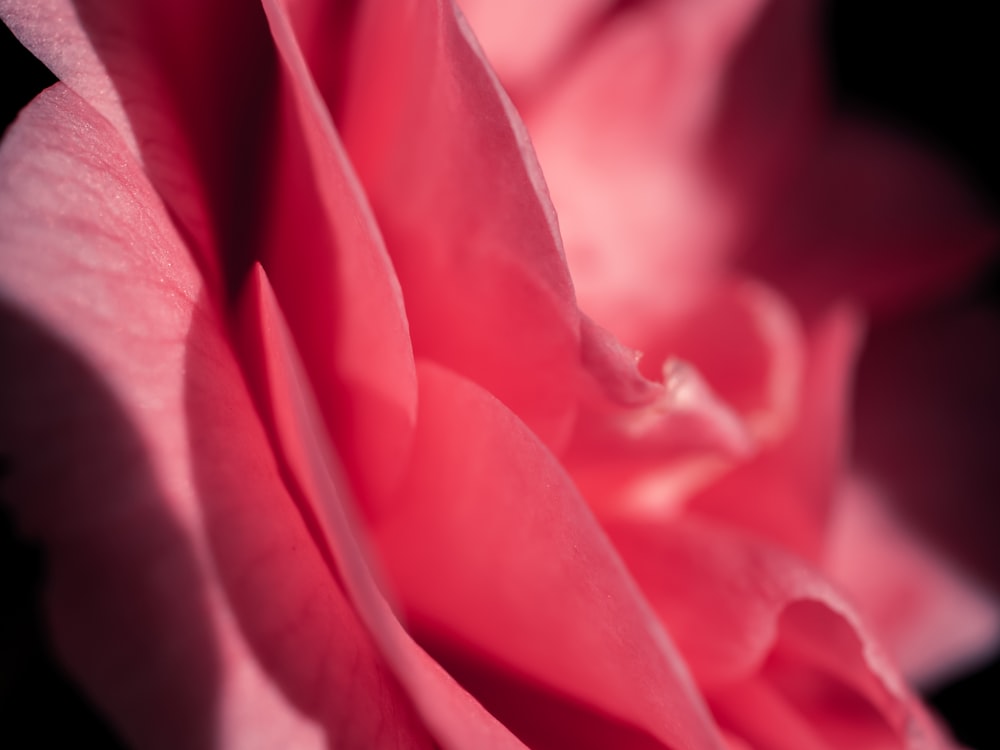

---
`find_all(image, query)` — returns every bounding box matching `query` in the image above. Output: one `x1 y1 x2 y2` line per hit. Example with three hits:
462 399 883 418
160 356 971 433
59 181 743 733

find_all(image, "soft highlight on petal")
374 360 726 750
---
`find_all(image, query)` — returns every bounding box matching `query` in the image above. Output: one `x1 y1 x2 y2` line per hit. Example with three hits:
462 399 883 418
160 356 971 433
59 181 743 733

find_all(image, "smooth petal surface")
374 360 726 750
255 0 418 514
605 517 957 749
0 85 435 749
825 476 1000 687
237 266 530 750
456 0 613 94
330 0 582 450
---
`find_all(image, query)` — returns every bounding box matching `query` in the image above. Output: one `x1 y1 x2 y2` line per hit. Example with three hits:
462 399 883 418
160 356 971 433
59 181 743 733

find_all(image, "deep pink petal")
605 517 958 749
246 0 418 515
0 85 434 749
852 305 1000 596
237 266 530 750
373 360 726 750
319 0 583 450
745 120 999 321
824 476 1000 687
691 306 862 560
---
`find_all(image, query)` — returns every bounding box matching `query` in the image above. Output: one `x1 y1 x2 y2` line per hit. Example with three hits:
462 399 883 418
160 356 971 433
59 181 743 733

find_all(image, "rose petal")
637 279 806 445
456 0 613 95
373 360 726 750
251 0 418 515
691 305 862 560
0 84 435 749
566 279 807 519
605 517 957 749
516 0 818 344
236 265 530 750
0 0 281 299
325 0 583 450
825 475 1000 687
744 120 999 321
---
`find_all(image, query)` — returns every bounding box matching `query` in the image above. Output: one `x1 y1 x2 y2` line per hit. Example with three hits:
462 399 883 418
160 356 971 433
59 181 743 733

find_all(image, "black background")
1 2 998 747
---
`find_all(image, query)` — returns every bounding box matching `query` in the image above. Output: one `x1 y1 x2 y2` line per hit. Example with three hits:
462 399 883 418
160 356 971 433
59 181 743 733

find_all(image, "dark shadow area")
828 4 1000 747
0 495 124 748
420 627 672 750
0 22 57 137
0 300 221 749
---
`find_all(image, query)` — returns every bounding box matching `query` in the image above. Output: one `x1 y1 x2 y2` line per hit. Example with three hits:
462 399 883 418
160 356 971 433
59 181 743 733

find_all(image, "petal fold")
0 84 431 749
332 0 583 450
237 265 530 750
374 359 726 750
605 517 958 749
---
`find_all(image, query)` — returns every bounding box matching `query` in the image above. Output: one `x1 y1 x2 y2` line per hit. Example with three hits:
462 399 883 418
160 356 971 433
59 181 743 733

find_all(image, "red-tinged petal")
691 306 863 561
373 360 726 750
1 0 281 299
825 475 1000 687
0 85 435 749
237 265 530 750
303 0 583 451
237 0 418 515
605 518 957 749
744 120 999 321
853 305 1000 595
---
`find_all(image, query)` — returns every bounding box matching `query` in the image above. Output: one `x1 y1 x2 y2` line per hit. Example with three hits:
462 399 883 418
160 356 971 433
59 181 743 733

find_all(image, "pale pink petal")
853 306 1000 595
691 306 862 560
519 0 819 344
744 120 999 321
0 0 282 298
249 0 418 515
237 266 530 750
825 475 1000 688
373 360 726 750
0 0 135 151
605 517 958 749
329 0 583 450
456 0 614 94
0 85 434 749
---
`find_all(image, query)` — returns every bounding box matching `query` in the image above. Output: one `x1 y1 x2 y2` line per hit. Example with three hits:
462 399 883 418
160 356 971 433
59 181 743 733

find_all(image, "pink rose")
0 2 995 749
